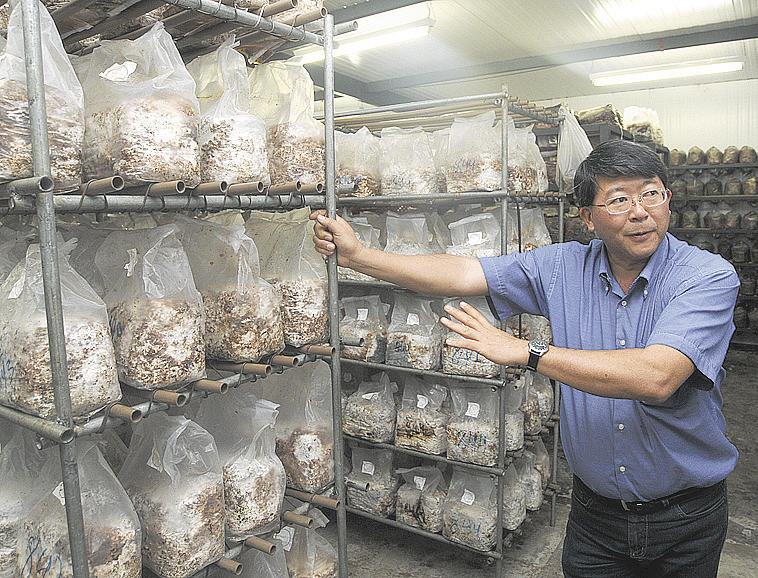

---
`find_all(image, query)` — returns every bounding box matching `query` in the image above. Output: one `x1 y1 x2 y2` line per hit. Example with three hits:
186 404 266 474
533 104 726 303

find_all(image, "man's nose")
628 197 650 218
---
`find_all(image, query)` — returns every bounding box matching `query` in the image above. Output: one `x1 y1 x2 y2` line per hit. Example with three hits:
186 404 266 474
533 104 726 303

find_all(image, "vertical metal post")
19 0 89 575
323 14 348 578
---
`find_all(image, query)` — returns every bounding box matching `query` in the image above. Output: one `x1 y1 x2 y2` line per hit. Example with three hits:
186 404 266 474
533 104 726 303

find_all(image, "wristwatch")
526 339 549 372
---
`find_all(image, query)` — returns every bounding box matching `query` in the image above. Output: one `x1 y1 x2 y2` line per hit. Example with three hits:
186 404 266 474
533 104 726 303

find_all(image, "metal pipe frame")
0 405 74 443
339 358 511 386
334 92 504 119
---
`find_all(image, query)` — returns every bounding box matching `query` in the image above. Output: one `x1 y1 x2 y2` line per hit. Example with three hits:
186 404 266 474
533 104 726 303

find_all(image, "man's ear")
579 206 595 233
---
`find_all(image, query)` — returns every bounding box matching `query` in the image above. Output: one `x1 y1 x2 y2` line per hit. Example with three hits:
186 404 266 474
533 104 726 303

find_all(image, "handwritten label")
406 313 420 326
465 402 481 418
416 395 429 409
467 231 484 245
362 392 379 401
357 308 369 321
413 476 427 491
0 352 16 388
108 313 124 340
52 482 65 506
461 489 475 506
22 536 64 578
274 526 294 552
361 460 375 476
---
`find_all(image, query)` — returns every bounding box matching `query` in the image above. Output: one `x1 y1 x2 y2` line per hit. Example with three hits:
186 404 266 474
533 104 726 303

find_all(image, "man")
312 139 738 577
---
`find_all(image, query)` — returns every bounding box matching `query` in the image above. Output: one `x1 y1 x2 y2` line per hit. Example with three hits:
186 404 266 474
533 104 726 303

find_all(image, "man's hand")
441 301 529 366
310 210 364 268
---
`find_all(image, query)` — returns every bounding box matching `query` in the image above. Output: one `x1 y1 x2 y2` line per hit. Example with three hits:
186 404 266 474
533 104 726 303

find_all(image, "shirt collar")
597 233 671 295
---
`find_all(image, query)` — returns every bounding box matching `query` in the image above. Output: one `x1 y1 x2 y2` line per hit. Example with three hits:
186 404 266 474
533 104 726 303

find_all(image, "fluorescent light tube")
591 61 744 86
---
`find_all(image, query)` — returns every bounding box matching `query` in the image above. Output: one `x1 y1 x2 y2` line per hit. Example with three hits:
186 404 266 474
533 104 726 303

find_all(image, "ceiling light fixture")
590 60 744 87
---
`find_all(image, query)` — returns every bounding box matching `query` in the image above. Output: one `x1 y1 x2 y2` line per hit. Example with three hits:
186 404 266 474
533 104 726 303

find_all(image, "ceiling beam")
304 64 402 105
364 16 758 94
331 0 429 24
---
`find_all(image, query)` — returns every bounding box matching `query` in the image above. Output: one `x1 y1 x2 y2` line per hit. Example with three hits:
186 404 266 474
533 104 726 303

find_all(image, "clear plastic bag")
174 215 284 362
343 372 397 442
95 225 206 390
442 468 497 552
245 208 327 347
445 213 501 258
78 22 200 185
346 446 399 518
557 105 593 192
0 243 120 418
445 111 501 193
225 537 288 578
532 373 554 425
504 382 524 451
386 294 444 370
340 295 388 363
518 451 544 511
338 216 381 281
506 313 552 343
0 236 28 284
430 128 449 193
515 372 541 436
506 206 552 253
187 37 269 185
384 213 436 255
533 437 552 488
442 296 500 377
524 124 549 193
395 376 448 454
395 465 446 533
380 127 437 196
447 385 499 466
119 416 225 578
502 463 526 530
0 1 84 189
336 127 381 197
623 106 663 145
283 509 337 578
19 440 141 578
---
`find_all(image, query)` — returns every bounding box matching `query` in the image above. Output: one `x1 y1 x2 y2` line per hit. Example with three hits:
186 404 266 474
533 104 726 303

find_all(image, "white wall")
535 78 758 151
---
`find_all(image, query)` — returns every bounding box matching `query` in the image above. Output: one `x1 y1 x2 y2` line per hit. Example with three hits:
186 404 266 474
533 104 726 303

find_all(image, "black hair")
573 140 668 207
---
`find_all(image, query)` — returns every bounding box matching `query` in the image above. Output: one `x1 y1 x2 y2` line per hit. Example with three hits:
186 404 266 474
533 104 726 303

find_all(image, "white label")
467 231 484 245
8 273 25 300
361 460 375 476
125 248 138 277
413 476 427 491
465 402 481 418
416 394 429 409
52 482 65 506
461 489 475 506
274 526 294 552
357 308 369 321
406 313 420 326
362 392 379 401
147 448 163 472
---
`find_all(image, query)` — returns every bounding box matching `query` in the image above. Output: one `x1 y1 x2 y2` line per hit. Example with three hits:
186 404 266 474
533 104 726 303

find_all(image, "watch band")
526 351 541 372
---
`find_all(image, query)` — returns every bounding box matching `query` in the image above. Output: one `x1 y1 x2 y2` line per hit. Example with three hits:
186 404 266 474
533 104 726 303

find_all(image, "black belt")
573 475 723 515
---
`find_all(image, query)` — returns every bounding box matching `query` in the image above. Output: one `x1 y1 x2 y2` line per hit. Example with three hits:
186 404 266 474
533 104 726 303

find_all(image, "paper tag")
357 308 369 321
52 482 65 506
467 231 484 245
461 489 475 506
125 248 138 277
274 526 294 552
362 392 379 401
406 313 420 326
147 449 163 472
416 394 429 409
413 476 427 491
361 460 375 476
8 272 25 300
100 60 138 81
465 402 481 418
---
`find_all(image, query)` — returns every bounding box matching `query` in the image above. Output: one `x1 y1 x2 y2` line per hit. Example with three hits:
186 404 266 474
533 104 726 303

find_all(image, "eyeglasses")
589 188 670 215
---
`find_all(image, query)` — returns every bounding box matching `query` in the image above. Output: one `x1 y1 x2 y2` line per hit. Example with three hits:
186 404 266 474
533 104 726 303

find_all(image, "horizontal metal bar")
335 93 505 118
336 191 564 208
0 175 54 198
0 405 74 443
339 358 510 387
669 163 758 171
63 0 165 44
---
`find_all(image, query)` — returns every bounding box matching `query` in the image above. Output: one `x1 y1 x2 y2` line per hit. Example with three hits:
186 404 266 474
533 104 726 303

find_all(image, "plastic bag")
0 235 28 284
78 22 200 185
119 416 225 578
0 243 120 418
447 385 499 466
0 1 84 189
507 207 552 253
396 465 446 533
19 440 141 578
524 124 549 193
532 373 554 425
445 213 501 258
282 510 337 578
384 213 436 255
442 296 500 377
346 446 399 517
504 382 524 451
623 106 663 145
430 128 449 193
380 127 437 196
442 468 497 552
386 294 444 370
395 376 448 454
194 391 286 539
248 61 324 184
187 37 269 185
254 361 334 493
533 437 551 488
518 451 544 511
557 105 592 192
502 463 526 530
174 215 284 362
245 207 327 346
338 216 381 281
95 225 206 389
340 295 388 363
445 111 501 192
336 127 381 196
343 372 397 442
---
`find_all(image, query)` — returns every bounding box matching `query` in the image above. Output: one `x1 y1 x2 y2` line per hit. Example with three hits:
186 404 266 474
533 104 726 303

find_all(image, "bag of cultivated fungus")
533 437 551 488
338 216 381 281
95 225 206 390
508 206 552 252
19 440 141 578
502 462 526 531
386 294 444 370
447 385 499 466
194 391 286 539
380 127 437 196
445 111 501 193
119 416 225 578
384 213 437 256
342 372 397 443
504 381 524 451
340 295 388 363
395 376 448 454
187 37 269 185
346 446 399 518
518 450 544 511
442 468 497 552
516 372 541 436
442 296 500 377
396 465 447 533
78 22 200 185
0 243 120 419
430 128 449 193
282 508 337 578
336 127 381 197
446 213 501 258
249 61 324 185
532 372 554 425
0 1 84 190
245 207 327 347
174 215 284 362
524 124 549 193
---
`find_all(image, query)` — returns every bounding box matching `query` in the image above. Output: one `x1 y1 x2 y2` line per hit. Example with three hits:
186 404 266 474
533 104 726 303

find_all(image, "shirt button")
619 339 626 346
621 300 627 307
619 465 626 473
618 423 625 430
643 289 648 296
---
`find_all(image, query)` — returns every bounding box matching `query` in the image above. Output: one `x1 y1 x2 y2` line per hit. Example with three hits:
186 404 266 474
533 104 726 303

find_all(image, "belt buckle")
621 500 646 513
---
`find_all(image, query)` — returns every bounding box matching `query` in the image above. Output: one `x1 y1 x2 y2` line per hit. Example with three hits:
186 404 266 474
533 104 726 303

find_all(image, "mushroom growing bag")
447 385 500 466
386 294 444 370
445 111 501 193
340 294 388 363
442 468 497 552
380 127 437 196
346 446 399 518
342 372 397 443
395 376 448 454
336 127 381 197
395 465 446 533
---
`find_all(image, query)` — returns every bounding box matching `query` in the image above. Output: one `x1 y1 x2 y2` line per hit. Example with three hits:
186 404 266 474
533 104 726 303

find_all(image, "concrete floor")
323 348 758 577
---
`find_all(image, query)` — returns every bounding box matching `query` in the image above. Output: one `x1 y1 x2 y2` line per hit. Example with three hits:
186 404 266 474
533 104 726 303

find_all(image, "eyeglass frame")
588 188 671 215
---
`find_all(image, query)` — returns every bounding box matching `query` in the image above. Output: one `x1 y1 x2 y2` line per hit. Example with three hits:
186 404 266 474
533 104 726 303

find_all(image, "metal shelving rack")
1 1 351 576
326 92 565 574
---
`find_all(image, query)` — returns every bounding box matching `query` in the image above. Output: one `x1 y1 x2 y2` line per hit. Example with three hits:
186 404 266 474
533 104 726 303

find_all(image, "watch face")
530 339 549 355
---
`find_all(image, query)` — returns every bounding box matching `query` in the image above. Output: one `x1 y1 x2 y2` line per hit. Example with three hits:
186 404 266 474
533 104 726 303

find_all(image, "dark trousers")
562 477 729 577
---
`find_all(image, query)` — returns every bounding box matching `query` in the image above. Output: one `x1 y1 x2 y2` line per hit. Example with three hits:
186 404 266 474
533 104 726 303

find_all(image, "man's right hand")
310 210 363 268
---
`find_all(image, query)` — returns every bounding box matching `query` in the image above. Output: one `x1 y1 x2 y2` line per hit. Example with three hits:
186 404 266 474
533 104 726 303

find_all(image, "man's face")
579 175 671 270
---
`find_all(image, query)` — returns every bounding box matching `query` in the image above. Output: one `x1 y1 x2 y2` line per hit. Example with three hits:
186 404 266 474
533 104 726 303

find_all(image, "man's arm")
310 210 489 296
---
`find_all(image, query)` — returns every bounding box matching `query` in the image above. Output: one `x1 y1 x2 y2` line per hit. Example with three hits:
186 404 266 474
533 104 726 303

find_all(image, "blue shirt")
480 233 739 501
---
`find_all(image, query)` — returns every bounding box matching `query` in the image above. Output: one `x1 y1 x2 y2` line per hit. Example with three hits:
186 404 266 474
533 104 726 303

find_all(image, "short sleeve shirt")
480 233 739 501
